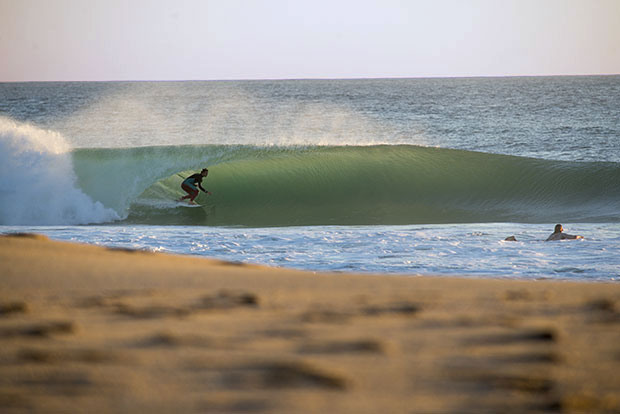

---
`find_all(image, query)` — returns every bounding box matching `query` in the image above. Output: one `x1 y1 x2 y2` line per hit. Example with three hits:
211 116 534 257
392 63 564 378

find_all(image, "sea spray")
55 81 413 148
0 118 119 225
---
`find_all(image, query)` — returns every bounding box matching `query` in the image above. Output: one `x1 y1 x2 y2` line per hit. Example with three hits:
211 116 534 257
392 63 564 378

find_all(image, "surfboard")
175 202 202 208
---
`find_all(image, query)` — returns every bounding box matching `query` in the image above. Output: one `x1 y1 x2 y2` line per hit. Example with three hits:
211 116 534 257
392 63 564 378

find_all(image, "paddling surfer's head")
554 224 563 233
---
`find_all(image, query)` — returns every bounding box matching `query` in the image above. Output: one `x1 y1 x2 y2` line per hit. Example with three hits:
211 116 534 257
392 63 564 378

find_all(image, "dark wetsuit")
182 173 206 192
180 173 208 202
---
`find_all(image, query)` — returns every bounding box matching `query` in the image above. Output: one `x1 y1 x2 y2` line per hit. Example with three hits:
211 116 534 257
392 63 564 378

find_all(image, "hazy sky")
1 0 619 81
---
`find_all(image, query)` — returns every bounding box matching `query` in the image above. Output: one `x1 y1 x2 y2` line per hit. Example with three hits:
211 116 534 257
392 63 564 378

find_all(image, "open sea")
1 77 619 281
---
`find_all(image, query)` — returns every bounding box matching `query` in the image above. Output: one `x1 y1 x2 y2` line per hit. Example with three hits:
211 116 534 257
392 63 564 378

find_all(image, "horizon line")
2 72 620 83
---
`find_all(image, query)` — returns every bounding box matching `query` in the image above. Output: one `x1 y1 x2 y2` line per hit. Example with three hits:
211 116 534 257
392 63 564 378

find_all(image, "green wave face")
104 145 620 227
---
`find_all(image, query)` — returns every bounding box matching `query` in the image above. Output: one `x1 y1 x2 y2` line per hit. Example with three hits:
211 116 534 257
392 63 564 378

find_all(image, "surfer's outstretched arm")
198 184 212 195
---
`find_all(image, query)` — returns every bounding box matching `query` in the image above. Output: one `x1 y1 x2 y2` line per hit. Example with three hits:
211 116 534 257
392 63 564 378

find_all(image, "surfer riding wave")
178 168 212 204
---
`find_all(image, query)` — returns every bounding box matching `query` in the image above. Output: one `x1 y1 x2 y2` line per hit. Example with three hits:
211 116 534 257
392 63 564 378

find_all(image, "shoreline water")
2 222 619 282
1 233 619 413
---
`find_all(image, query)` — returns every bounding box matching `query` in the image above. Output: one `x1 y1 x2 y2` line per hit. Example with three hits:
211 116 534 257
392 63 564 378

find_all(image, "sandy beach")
1 233 619 414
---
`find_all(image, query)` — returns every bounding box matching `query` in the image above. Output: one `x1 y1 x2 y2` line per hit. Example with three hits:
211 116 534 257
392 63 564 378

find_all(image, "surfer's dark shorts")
182 179 198 192
182 179 197 190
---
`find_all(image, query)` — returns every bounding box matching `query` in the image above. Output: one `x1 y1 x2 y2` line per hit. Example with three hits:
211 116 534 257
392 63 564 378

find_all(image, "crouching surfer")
545 224 583 241
178 168 212 204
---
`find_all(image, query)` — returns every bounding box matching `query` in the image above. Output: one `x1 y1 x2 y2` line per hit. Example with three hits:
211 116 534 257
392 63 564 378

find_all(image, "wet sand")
1 233 619 413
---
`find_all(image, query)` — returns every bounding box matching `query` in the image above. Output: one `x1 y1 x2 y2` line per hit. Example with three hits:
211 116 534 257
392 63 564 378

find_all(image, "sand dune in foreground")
1 233 619 413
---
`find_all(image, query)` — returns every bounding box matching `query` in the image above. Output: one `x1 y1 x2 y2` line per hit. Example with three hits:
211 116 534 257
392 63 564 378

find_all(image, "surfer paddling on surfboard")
545 224 583 241
178 168 211 205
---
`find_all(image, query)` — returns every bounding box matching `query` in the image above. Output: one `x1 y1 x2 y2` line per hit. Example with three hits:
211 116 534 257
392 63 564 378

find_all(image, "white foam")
0 117 119 225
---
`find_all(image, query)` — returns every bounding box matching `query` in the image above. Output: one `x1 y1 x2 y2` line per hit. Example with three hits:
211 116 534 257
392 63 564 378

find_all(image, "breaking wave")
0 118 118 225
2 117 618 227
79 144 620 227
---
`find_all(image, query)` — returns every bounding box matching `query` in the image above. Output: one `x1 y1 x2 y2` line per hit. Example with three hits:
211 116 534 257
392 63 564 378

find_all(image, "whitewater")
1 77 619 280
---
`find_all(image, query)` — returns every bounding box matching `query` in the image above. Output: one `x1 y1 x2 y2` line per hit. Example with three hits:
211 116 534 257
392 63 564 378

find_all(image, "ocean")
1 77 619 280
